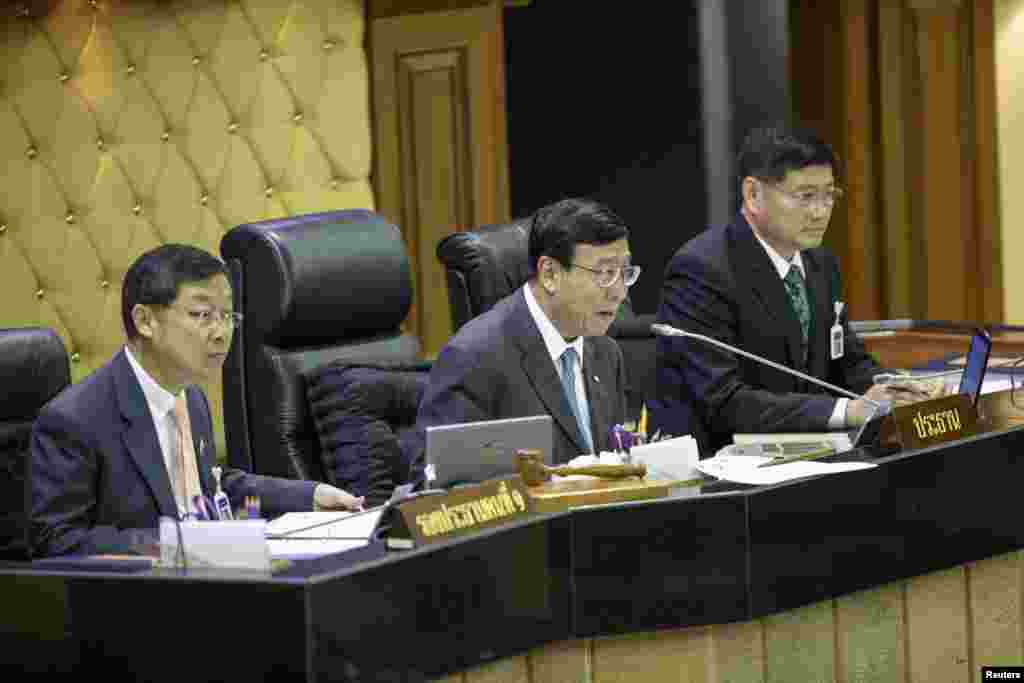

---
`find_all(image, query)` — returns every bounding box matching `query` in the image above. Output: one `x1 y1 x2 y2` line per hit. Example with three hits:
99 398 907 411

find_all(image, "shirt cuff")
829 398 849 429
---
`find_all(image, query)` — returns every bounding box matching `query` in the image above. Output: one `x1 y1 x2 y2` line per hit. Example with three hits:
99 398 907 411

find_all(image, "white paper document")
268 538 368 560
733 431 853 453
265 508 384 540
564 436 701 483
695 453 876 486
159 518 270 570
629 435 702 483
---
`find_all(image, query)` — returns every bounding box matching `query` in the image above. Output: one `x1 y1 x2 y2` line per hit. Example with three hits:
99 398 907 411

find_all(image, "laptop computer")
424 415 554 488
958 328 993 407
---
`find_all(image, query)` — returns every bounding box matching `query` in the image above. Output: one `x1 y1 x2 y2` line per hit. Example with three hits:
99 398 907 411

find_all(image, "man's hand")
313 484 365 512
846 381 934 427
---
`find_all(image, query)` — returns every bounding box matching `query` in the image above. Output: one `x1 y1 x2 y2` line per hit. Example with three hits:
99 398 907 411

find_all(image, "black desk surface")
4 425 1023 682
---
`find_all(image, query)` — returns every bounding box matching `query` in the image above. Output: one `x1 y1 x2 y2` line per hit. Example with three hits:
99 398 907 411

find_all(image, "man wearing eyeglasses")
30 244 364 557
652 125 927 456
414 197 636 467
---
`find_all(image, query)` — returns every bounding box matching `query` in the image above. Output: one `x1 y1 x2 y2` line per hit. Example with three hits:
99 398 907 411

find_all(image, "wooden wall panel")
905 566 971 682
917 8 970 321
763 600 836 683
791 0 1003 325
527 639 591 683
443 548 1024 682
591 628 712 683
370 2 510 356
972 0 1004 323
967 553 1024 671
711 620 766 683
838 0 884 321
835 584 907 683
877 2 921 317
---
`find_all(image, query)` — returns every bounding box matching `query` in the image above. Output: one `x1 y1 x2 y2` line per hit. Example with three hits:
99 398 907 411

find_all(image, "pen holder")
516 449 647 487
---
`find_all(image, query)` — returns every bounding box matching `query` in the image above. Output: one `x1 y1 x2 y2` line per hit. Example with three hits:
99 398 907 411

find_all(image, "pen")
756 446 834 468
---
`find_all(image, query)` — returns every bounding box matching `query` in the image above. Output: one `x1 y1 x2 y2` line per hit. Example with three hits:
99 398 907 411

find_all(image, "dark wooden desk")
4 408 1024 682
863 329 1024 369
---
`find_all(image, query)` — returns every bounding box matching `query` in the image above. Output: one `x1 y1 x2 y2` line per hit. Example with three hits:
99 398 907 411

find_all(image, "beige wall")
997 0 1024 323
0 1 375 452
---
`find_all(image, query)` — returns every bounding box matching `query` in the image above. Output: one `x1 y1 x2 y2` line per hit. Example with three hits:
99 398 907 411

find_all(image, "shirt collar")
523 283 585 365
124 345 179 421
750 226 805 280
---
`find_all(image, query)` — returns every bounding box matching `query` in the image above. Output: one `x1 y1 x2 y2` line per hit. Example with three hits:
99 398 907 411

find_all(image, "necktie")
173 393 203 518
558 347 594 454
783 265 811 346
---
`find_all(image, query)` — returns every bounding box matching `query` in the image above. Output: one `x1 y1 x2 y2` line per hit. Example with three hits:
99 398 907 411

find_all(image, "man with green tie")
652 125 927 455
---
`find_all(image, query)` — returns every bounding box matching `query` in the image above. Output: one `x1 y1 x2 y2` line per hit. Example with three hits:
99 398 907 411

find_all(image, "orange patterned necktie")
173 392 203 517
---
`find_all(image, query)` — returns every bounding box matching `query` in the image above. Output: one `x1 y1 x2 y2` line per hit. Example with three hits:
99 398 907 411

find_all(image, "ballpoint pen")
755 445 834 468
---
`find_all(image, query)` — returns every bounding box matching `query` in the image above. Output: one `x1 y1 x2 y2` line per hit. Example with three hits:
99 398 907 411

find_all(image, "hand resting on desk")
846 381 937 426
313 484 365 512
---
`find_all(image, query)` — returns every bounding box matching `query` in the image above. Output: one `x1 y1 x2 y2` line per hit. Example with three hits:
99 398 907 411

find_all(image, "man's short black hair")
121 244 229 339
527 197 630 276
736 125 838 186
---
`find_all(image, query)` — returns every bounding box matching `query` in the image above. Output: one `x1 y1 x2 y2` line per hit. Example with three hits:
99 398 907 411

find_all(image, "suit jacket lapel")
113 351 178 518
582 342 612 452
802 251 833 382
186 387 216 497
730 218 804 368
510 290 589 453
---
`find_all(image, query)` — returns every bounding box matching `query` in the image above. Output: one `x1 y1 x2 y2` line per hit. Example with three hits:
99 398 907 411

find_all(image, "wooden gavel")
516 449 646 487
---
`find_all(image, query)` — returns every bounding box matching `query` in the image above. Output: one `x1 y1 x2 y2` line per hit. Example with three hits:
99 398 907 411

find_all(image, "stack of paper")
733 431 853 453
695 452 875 486
265 508 385 560
566 436 702 484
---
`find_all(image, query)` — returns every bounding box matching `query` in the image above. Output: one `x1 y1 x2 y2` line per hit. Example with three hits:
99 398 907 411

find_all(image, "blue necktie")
559 347 594 454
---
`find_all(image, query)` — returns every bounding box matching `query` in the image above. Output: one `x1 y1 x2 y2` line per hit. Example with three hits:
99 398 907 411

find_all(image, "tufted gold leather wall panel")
0 0 374 455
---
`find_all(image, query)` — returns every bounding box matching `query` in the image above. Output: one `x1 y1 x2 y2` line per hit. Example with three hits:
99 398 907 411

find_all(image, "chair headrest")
0 328 70 422
221 210 413 347
436 218 533 321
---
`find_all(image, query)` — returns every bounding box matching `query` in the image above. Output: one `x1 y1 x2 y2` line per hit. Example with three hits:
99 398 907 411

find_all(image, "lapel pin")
593 375 600 383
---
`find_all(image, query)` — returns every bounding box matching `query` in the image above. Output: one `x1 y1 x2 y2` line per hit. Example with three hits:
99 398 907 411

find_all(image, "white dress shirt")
523 284 592 448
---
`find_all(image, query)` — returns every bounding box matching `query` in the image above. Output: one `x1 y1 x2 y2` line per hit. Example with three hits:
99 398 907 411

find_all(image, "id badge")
830 301 845 360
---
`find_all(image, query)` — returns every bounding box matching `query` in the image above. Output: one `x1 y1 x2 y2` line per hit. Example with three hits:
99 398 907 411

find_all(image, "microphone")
650 323 884 410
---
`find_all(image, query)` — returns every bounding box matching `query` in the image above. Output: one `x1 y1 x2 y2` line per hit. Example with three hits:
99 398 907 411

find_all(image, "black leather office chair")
0 328 70 560
436 219 656 420
220 210 428 501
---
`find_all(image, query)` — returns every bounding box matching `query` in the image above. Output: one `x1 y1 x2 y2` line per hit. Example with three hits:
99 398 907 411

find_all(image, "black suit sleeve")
410 343 498 461
30 409 157 557
656 250 837 444
191 389 316 517
821 253 885 393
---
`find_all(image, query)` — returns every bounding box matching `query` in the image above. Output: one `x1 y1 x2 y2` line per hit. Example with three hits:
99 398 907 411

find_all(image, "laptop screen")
424 415 554 488
958 328 993 406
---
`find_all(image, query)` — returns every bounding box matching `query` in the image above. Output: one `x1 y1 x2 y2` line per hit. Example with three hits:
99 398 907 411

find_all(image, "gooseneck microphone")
650 323 884 410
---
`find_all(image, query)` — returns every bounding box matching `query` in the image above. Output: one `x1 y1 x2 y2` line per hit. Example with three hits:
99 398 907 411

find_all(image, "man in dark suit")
653 125 926 456
30 244 364 557
414 198 635 466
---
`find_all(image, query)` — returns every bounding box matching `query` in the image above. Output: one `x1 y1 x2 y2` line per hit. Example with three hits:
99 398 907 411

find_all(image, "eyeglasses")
171 306 244 330
771 185 845 209
570 263 641 288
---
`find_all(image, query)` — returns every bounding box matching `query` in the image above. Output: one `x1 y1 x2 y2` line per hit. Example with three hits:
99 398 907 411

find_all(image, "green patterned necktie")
783 264 811 345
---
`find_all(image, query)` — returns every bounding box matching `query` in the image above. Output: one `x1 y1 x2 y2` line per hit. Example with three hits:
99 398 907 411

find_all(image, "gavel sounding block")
515 451 669 512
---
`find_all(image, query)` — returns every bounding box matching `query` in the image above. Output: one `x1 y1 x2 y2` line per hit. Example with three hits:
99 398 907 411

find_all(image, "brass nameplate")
389 476 534 549
889 394 978 451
